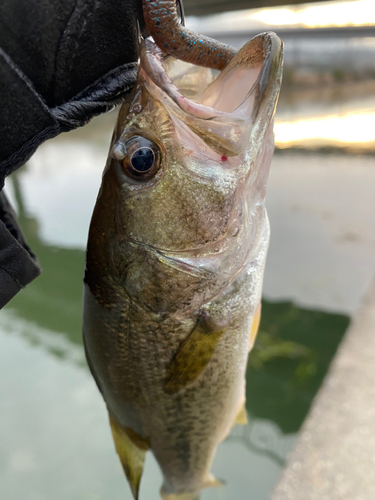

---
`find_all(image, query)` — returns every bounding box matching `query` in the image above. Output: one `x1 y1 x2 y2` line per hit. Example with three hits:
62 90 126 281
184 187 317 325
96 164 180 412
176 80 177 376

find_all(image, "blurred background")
1 1 374 499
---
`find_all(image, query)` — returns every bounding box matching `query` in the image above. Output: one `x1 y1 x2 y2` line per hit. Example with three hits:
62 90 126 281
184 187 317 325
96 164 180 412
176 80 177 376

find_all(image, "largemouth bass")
83 32 283 500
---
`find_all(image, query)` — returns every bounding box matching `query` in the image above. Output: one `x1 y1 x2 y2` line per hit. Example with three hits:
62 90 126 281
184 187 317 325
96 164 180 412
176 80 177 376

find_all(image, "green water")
0 172 349 500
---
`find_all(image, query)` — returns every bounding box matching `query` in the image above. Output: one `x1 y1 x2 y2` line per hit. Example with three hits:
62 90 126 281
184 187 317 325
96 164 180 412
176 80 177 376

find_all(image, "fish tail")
204 473 224 489
109 414 148 500
161 491 199 500
161 474 224 500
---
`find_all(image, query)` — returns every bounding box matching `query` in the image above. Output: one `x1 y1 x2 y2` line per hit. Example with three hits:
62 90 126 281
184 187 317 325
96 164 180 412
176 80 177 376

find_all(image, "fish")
83 31 283 500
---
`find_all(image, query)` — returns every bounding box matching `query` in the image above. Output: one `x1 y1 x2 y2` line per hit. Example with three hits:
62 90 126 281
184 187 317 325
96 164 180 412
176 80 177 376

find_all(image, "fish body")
83 33 283 500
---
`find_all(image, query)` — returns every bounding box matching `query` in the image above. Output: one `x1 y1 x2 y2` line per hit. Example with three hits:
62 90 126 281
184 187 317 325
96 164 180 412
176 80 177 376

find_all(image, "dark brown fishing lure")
142 0 236 70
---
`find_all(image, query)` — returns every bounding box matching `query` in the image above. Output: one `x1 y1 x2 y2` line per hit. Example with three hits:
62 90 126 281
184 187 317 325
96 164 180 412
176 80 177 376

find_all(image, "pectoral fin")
164 317 225 395
249 303 261 350
109 414 149 500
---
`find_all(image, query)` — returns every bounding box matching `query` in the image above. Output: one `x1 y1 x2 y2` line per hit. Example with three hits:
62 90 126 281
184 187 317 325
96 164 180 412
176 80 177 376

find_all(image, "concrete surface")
271 275 375 500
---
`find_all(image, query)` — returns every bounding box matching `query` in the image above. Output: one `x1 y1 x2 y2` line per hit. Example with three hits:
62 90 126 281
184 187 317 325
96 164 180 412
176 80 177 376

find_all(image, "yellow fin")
109 414 148 500
164 317 225 395
249 303 261 350
234 401 248 426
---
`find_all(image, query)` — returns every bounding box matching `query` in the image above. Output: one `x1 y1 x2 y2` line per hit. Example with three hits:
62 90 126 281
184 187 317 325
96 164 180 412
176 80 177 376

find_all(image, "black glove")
0 0 142 307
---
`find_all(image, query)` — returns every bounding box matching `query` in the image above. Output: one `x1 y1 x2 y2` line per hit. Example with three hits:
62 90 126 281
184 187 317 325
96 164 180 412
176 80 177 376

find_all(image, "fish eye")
122 136 160 180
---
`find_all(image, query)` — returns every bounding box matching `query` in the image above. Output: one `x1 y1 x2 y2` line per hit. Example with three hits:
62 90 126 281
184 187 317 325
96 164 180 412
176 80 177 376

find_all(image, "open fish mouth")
138 32 283 158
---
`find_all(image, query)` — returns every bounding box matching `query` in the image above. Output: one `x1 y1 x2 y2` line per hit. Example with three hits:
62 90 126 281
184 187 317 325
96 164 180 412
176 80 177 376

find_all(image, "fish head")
88 33 283 311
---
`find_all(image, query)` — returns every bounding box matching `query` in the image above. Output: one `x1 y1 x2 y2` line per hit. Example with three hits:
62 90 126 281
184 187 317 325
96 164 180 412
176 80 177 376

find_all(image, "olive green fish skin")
83 34 283 498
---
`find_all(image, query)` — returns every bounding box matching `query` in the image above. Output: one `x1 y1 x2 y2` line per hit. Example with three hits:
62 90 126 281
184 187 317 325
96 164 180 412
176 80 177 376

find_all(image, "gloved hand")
0 0 142 179
0 0 142 307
